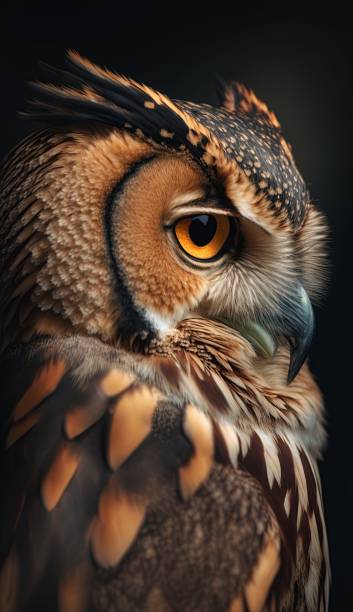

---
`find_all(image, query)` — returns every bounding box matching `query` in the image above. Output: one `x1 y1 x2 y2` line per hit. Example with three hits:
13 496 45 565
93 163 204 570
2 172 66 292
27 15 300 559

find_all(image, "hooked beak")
212 284 314 385
286 285 315 384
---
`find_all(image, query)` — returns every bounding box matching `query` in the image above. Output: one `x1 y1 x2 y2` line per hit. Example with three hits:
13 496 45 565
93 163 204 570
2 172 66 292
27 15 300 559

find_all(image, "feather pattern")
0 53 329 612
0 336 282 612
0 325 329 610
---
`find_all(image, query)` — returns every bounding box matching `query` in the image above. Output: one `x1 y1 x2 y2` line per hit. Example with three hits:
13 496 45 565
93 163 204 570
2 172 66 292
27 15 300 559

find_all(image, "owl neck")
146 316 326 459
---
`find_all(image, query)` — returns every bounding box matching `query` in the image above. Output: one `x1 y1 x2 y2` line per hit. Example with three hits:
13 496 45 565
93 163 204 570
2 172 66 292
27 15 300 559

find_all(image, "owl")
0 52 329 612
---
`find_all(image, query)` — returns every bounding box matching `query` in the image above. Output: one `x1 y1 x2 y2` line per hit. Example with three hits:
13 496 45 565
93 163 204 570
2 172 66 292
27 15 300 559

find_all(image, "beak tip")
287 360 300 384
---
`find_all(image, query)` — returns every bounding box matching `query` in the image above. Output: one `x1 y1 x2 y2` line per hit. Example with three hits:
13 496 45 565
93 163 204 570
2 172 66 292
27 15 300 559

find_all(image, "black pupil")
189 215 217 247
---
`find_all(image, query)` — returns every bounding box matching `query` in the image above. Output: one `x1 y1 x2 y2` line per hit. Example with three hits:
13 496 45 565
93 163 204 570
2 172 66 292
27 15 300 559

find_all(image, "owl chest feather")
144 319 329 610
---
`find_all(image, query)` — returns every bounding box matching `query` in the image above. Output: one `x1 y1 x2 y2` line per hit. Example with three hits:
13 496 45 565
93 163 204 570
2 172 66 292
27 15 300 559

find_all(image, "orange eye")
174 214 232 261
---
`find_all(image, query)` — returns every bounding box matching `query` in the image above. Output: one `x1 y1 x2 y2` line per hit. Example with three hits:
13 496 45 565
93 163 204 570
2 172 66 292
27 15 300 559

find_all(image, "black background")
1 3 352 609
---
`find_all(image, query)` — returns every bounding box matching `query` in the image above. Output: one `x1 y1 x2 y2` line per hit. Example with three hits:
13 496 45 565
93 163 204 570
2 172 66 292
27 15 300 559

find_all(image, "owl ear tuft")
216 77 281 129
23 51 226 178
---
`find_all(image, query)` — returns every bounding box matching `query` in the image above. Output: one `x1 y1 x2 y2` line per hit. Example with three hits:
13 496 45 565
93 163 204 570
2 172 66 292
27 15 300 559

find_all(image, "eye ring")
173 213 234 261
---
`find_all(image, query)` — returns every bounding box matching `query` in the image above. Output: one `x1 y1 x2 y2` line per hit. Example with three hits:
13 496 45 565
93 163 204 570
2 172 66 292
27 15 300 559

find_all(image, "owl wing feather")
0 335 282 612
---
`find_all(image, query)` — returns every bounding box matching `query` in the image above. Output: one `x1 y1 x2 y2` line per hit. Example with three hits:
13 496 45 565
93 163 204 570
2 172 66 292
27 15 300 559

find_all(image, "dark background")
1 3 352 609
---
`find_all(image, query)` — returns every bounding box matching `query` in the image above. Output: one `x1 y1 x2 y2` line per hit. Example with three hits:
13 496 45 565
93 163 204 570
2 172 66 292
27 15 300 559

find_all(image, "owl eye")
173 214 233 261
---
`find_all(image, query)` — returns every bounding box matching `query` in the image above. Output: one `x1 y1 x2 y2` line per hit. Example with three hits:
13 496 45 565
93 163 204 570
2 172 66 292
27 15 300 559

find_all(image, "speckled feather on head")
27 51 308 229
0 51 330 612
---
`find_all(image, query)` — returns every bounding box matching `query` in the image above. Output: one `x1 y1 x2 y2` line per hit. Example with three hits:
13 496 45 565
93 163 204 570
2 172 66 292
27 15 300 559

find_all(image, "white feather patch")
284 489 291 517
257 429 282 489
218 421 240 467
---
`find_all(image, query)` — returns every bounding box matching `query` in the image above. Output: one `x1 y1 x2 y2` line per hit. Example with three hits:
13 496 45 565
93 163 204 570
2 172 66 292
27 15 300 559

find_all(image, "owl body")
0 53 329 611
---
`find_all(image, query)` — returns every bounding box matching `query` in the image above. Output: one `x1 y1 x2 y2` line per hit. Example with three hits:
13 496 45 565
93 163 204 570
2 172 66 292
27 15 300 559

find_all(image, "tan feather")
229 596 245 612
90 486 146 568
244 532 280 611
100 368 135 397
107 385 159 470
65 403 106 439
179 404 214 499
6 410 40 448
13 359 66 421
58 562 91 612
41 443 80 511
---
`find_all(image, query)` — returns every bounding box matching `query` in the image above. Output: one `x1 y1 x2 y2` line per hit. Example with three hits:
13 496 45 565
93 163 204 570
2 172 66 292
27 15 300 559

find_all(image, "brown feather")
0 548 18 612
179 404 214 499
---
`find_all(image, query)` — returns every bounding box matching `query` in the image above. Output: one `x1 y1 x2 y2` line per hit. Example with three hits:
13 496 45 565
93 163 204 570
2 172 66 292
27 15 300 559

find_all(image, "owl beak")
207 285 314 384
286 286 315 384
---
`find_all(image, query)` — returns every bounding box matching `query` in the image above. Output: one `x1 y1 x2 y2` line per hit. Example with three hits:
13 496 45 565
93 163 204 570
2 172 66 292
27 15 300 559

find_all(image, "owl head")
0 52 327 382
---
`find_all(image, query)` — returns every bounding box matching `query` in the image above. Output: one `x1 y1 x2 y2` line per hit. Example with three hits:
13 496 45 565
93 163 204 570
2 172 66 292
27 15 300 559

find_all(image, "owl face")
0 52 327 383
